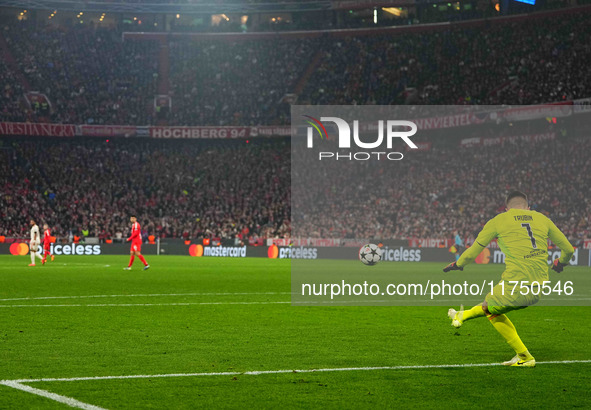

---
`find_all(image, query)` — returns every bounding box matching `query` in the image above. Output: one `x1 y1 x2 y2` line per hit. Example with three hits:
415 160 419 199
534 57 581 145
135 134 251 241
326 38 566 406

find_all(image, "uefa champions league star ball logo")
304 115 418 161
359 244 382 266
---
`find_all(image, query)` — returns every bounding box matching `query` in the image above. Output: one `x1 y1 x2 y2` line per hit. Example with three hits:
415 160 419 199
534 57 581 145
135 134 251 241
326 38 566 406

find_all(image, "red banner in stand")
80 125 140 137
0 122 76 137
500 102 573 121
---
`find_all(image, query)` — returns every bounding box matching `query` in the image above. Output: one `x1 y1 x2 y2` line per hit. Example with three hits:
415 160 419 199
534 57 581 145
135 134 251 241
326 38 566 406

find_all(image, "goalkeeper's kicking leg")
448 301 535 367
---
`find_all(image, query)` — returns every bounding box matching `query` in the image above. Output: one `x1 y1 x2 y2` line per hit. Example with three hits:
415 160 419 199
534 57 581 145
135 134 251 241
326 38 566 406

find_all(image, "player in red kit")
41 223 55 265
124 215 150 270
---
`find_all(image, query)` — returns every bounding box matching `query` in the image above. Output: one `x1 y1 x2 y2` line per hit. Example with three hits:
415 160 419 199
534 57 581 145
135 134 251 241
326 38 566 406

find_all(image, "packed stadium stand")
0 138 290 242
0 59 25 122
299 12 591 106
168 37 316 125
1 4 590 245
1 127 589 245
292 132 591 247
1 7 590 126
2 22 159 125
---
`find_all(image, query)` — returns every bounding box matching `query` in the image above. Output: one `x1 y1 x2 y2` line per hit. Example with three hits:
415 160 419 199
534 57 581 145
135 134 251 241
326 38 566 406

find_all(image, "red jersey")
43 229 51 247
128 222 142 244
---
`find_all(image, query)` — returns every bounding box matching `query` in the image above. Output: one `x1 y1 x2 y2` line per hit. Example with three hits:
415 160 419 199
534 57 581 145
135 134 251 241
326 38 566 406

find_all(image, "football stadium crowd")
299 11 591 106
292 133 591 246
0 139 290 243
1 8 591 245
168 37 315 126
1 133 589 245
2 23 159 125
1 8 590 126
0 61 24 123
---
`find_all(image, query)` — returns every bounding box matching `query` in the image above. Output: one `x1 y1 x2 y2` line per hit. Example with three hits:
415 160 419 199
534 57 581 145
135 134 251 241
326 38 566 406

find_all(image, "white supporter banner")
412 112 485 130
251 126 290 137
573 97 591 114
150 126 291 139
151 127 249 139
460 132 556 147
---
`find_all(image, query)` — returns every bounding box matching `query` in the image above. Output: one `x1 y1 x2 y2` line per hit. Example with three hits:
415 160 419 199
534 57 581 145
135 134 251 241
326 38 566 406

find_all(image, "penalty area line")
0 292 291 302
0 380 106 410
0 301 291 308
5 360 591 384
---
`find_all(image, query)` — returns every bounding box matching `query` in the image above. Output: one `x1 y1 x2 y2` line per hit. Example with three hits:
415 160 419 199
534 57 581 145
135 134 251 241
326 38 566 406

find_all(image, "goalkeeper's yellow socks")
488 314 533 359
462 304 486 322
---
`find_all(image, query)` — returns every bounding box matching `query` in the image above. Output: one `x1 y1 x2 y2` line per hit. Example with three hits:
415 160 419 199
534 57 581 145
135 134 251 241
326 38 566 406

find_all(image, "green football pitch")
1 255 590 409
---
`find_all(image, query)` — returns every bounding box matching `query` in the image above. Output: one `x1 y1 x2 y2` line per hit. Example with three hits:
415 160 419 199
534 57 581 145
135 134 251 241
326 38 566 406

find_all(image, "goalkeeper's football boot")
503 355 536 367
447 305 464 328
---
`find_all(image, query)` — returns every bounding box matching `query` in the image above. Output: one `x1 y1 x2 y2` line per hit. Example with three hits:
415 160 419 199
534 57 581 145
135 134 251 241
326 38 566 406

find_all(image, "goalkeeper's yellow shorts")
485 281 540 315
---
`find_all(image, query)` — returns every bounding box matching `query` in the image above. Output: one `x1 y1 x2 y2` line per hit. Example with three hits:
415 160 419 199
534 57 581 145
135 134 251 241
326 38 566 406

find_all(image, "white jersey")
30 224 40 242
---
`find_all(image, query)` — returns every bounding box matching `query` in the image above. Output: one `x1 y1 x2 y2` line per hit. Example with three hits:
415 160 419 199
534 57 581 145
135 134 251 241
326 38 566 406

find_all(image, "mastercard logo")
188 244 203 257
475 247 491 264
268 244 279 259
10 243 29 256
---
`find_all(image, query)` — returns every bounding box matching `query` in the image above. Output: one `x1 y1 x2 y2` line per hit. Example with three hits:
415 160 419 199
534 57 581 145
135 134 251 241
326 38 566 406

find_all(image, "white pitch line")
4 360 591 384
0 380 106 410
0 292 291 302
0 301 291 308
2 299 591 308
1 294 588 304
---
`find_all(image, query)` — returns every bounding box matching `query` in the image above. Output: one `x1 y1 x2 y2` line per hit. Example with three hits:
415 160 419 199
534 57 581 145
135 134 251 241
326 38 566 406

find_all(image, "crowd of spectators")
1 128 590 245
1 8 591 246
0 138 290 243
168 37 315 125
0 58 26 123
300 12 591 107
2 21 159 125
293 130 591 246
1 8 590 126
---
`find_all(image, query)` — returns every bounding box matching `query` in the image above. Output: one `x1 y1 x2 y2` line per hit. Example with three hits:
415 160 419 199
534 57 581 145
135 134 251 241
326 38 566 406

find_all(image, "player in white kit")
29 219 42 266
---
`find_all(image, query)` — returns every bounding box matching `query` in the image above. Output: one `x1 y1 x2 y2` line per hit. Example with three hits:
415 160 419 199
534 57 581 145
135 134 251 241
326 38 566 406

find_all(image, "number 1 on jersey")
521 223 537 249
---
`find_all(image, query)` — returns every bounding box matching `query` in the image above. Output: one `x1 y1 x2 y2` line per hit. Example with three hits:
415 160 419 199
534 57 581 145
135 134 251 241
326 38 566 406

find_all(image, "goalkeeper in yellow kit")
443 191 574 367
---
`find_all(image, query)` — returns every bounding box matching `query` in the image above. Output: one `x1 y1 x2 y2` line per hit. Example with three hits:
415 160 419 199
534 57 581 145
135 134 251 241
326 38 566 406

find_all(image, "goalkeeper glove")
443 262 463 272
551 258 567 273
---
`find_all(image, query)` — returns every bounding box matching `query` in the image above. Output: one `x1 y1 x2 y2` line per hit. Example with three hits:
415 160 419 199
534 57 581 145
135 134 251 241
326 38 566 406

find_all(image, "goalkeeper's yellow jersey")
458 208 575 282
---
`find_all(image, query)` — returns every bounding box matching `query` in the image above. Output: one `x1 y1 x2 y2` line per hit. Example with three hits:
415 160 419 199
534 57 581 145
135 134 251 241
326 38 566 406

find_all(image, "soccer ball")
359 243 382 266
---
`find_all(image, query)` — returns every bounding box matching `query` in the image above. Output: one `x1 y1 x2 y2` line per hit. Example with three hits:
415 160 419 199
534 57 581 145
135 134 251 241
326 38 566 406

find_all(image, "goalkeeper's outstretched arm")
547 217 575 272
457 219 498 268
547 218 575 265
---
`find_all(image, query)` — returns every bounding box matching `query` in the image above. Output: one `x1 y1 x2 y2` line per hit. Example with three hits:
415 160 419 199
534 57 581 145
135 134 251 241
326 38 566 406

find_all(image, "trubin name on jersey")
39 244 102 255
